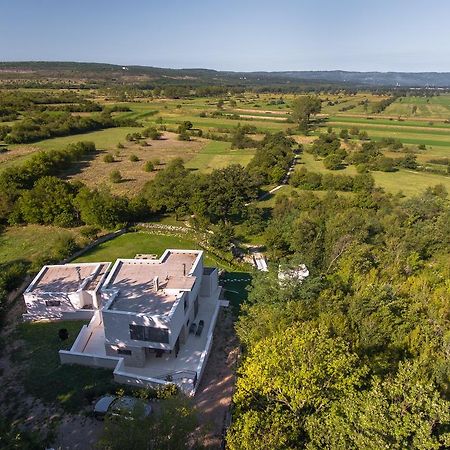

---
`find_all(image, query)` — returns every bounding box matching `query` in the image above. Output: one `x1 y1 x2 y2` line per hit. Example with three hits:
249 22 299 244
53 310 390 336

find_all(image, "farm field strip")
317 126 450 147
329 115 450 128
328 121 450 134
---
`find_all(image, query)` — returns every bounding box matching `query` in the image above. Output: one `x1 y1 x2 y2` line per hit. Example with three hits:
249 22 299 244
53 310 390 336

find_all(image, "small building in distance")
23 262 111 321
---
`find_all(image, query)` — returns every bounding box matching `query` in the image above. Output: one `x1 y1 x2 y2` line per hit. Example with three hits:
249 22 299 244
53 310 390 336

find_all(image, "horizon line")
1 60 450 75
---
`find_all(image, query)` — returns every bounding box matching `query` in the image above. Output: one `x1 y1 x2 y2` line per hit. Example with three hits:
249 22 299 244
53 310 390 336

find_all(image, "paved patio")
65 290 221 390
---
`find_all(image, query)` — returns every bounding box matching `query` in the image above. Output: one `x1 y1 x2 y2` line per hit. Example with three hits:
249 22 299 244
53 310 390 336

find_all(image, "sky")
1 0 450 72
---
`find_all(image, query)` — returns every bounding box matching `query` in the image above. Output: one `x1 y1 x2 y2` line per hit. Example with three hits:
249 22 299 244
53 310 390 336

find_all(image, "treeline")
0 141 144 229
247 133 294 183
290 167 375 192
347 140 418 172
371 95 399 113
228 187 450 449
0 90 86 109
143 132 294 223
310 131 419 173
0 107 19 122
3 111 132 144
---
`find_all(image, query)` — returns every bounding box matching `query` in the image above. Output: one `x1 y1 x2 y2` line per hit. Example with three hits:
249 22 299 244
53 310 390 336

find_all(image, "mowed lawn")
74 231 234 270
185 140 256 172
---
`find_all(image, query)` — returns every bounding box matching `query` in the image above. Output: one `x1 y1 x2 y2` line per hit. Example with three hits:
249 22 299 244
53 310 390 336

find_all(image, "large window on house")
45 300 61 307
129 324 169 343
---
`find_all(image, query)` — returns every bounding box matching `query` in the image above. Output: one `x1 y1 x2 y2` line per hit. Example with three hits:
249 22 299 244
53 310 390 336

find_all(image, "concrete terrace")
103 250 200 316
61 287 221 394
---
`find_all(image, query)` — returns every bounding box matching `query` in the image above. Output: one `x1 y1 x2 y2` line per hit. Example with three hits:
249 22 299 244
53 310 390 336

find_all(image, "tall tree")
291 95 321 132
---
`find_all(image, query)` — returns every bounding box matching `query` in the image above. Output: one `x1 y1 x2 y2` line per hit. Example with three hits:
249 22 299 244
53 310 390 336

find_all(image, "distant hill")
1 61 450 88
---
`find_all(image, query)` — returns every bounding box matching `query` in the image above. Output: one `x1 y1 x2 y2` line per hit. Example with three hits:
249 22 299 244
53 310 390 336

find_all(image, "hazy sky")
1 0 450 72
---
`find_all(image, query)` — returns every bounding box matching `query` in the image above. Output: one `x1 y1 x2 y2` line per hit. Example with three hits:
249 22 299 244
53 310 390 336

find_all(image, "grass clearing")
185 140 256 172
0 225 81 266
13 320 116 412
298 152 450 197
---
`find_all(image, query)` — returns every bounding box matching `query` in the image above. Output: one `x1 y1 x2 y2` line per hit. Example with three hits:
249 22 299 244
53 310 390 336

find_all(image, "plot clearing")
185 141 256 172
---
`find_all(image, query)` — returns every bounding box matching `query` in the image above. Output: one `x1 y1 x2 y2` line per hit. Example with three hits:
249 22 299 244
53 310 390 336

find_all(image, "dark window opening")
129 324 169 344
117 348 132 356
45 300 61 307
194 296 199 318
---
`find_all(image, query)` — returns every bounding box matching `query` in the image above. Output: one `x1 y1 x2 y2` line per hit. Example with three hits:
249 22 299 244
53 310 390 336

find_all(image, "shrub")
129 154 139 162
117 142 125 149
144 161 155 172
110 170 122 183
103 153 115 163
79 225 101 240
178 130 191 141
52 235 79 261
142 127 162 140
339 129 349 140
323 154 344 170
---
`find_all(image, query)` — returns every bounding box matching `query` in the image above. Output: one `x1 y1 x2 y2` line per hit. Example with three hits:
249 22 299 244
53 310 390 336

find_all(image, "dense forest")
227 187 450 449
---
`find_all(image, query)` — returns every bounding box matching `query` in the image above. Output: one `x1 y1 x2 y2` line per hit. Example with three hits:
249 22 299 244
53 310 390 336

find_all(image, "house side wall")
200 269 218 297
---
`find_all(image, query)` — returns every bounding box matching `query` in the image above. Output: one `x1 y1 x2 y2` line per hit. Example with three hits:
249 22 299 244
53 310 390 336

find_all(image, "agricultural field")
383 95 450 118
0 90 449 199
298 151 450 197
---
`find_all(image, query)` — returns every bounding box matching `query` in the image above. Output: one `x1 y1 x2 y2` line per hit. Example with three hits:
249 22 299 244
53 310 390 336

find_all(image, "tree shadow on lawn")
220 272 252 313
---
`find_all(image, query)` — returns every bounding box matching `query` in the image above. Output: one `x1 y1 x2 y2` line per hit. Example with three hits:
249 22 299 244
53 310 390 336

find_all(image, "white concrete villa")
47 249 223 395
23 262 111 321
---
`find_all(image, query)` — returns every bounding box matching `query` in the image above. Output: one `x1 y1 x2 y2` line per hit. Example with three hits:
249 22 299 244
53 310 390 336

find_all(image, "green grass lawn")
185 140 256 172
74 231 234 270
13 320 116 412
221 272 252 312
321 123 450 149
328 116 450 128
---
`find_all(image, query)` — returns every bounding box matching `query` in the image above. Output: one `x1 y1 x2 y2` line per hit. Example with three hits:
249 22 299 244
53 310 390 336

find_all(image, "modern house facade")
58 249 223 395
23 262 111 321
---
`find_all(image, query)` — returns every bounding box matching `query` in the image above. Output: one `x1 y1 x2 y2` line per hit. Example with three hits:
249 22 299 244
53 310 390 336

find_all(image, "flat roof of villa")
29 263 110 294
105 250 201 316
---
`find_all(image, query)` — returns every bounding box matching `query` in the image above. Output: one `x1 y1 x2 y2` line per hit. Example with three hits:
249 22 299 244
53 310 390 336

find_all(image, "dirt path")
193 307 239 449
